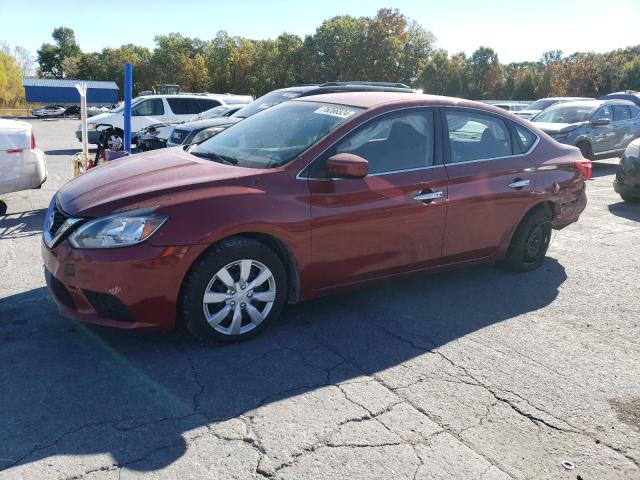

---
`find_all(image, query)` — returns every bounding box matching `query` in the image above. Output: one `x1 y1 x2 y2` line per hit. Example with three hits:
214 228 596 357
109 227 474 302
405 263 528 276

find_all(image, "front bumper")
42 239 204 330
613 179 640 198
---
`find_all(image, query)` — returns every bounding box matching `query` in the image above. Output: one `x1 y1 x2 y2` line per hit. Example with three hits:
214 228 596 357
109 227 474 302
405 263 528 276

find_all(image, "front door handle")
508 179 530 189
414 190 444 202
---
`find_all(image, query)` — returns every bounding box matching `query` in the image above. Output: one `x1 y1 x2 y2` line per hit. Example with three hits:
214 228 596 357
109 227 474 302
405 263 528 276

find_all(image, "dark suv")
166 82 415 147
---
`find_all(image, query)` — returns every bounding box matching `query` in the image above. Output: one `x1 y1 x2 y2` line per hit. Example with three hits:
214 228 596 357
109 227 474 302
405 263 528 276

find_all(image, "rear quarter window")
513 123 537 152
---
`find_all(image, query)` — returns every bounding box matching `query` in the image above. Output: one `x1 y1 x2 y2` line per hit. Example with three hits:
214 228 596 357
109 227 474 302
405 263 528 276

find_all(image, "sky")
1 0 639 64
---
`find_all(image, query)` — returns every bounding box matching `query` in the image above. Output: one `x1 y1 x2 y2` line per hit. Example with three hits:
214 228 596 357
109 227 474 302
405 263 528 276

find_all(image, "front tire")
620 194 640 203
577 141 594 161
501 207 552 272
180 237 287 343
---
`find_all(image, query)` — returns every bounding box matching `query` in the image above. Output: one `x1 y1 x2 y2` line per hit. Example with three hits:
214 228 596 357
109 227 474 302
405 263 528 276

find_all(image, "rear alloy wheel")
181 237 287 342
106 131 123 151
501 207 552 272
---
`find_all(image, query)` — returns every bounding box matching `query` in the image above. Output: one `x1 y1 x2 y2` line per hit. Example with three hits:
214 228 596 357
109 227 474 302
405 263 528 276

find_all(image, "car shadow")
0 201 6 215
0 258 567 473
590 161 618 178
0 208 46 240
608 201 640 222
44 149 81 156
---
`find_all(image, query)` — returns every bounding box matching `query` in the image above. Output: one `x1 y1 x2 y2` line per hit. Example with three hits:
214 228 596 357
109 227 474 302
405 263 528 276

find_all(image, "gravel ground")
0 118 639 480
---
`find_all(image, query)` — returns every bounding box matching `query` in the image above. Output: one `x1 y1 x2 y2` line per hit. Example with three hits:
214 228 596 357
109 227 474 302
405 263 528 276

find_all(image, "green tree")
465 47 501 99
36 27 81 78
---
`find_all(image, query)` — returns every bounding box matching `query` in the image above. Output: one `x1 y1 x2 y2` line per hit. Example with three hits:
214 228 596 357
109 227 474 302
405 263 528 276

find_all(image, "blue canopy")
22 78 119 105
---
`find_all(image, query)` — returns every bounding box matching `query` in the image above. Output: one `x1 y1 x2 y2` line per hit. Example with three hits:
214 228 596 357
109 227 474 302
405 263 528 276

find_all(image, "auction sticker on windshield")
314 105 358 119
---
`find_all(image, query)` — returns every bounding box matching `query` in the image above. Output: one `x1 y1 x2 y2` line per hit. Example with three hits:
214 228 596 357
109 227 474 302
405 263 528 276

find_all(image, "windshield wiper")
190 150 238 165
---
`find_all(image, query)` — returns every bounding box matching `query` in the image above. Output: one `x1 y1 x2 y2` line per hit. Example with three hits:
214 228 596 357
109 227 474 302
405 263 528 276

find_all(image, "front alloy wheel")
181 237 287 342
203 259 276 336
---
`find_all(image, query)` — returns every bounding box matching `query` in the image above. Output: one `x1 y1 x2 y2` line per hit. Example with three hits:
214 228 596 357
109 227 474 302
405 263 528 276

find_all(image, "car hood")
57 147 260 217
86 112 116 124
175 117 242 131
533 122 583 134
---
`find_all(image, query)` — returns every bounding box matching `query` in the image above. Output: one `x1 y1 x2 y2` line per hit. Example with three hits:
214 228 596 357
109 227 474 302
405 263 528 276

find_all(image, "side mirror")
325 153 369 178
591 118 611 126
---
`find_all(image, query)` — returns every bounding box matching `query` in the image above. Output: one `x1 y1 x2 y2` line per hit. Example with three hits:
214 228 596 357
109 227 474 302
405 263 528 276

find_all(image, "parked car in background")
491 102 530 112
32 105 66 118
166 81 416 148
533 99 640 160
190 104 244 121
599 91 640 106
138 105 245 151
515 97 592 120
43 92 588 342
614 138 640 202
75 94 251 149
0 119 46 195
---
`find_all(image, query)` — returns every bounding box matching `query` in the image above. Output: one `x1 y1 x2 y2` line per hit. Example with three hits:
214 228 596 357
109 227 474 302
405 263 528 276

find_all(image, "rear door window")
197 99 221 111
167 98 202 115
444 110 513 163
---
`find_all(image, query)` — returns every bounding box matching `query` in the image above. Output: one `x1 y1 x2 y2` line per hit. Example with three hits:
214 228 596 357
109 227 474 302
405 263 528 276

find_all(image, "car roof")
295 91 510 113
272 82 415 97
553 99 636 108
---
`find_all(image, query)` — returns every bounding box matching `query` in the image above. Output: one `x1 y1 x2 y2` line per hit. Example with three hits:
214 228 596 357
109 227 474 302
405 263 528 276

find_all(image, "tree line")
1 8 639 107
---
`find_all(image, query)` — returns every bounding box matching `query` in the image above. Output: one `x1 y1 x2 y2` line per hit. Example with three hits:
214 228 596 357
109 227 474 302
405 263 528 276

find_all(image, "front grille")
49 206 68 238
83 290 136 323
45 269 76 310
171 129 190 143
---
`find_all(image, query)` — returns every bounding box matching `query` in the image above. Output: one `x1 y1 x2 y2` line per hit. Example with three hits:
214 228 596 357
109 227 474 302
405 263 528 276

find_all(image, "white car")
0 119 47 195
75 94 252 147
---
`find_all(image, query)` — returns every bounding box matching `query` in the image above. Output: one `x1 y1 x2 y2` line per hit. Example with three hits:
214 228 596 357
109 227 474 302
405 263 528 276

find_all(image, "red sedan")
42 92 589 342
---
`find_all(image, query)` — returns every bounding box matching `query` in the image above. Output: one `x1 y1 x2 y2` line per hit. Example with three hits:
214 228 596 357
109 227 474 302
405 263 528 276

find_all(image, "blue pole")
123 62 133 153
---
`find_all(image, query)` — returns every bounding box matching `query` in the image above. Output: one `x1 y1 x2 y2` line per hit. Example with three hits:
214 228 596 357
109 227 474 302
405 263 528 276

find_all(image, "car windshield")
526 99 558 111
191 101 362 169
232 90 308 119
110 99 142 113
193 106 228 121
534 104 597 124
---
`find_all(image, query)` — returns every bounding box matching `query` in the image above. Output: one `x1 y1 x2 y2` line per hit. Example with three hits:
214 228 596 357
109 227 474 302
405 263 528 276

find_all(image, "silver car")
515 97 592 120
533 100 640 160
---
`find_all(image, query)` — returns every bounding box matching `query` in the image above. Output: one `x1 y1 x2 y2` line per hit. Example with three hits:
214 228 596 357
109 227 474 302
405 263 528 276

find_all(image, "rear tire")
501 207 552 272
577 141 594 161
180 237 287 343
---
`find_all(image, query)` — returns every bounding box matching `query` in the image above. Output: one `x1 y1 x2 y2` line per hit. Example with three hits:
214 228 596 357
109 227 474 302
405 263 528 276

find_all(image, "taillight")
31 131 36 149
576 159 592 181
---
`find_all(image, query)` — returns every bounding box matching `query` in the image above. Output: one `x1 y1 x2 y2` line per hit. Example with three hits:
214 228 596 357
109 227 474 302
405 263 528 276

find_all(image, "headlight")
68 208 168 249
191 127 225 144
552 132 570 140
89 124 97 130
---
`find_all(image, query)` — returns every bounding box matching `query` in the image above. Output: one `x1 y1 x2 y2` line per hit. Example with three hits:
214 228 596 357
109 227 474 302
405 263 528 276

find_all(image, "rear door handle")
414 191 444 202
508 179 530 189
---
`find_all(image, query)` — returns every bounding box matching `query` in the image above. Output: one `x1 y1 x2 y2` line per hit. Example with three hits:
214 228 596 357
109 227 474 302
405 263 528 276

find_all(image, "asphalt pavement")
0 118 639 479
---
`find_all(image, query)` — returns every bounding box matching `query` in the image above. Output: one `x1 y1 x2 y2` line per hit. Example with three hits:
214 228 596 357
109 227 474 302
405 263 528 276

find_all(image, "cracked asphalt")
1 119 639 479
